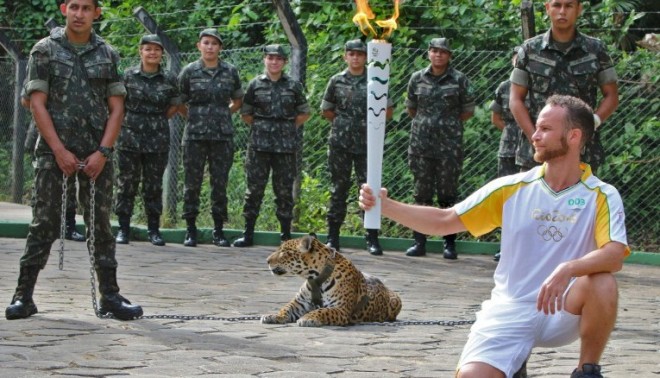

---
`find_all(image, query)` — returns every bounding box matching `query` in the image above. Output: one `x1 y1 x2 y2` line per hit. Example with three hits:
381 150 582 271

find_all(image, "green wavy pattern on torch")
371 77 389 84
370 91 388 100
368 107 386 116
369 59 390 69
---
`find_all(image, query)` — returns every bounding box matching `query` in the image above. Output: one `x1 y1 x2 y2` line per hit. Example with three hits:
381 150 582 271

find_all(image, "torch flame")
352 0 400 40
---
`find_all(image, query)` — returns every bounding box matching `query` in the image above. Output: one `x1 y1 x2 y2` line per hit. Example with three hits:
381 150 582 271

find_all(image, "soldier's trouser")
409 154 461 207
114 150 168 218
21 156 117 270
327 147 367 224
497 156 518 177
182 140 234 221
582 136 603 175
242 149 296 222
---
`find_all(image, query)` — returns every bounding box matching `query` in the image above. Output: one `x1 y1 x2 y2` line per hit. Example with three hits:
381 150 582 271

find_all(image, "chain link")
140 314 263 321
58 173 68 270
358 319 475 327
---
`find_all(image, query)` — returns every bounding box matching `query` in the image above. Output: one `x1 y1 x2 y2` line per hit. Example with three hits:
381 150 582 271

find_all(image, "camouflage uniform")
22 82 80 223
240 72 310 225
490 79 525 177
178 58 243 223
511 29 617 172
114 64 180 220
406 64 475 208
21 27 127 270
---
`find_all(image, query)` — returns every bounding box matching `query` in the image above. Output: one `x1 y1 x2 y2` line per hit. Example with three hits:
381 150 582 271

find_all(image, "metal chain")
59 173 68 270
358 319 475 327
140 314 262 321
85 179 112 319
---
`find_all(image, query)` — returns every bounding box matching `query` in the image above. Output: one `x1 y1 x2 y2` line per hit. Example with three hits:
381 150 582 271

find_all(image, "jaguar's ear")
299 234 315 253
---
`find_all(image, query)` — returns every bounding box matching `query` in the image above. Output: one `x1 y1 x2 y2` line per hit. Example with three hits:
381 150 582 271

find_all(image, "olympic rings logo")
537 225 564 242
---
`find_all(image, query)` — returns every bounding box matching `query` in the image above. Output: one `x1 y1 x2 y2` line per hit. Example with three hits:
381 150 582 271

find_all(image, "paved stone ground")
1 235 658 378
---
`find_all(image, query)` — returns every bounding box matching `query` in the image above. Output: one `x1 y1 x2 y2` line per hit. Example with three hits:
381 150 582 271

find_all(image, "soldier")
114 34 182 246
491 48 525 178
490 47 527 264
22 80 85 243
178 28 243 247
232 44 310 247
321 39 393 255
404 37 475 259
6 0 142 320
510 0 619 174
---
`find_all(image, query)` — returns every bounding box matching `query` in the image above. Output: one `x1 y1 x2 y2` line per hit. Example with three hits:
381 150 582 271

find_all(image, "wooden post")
521 1 536 41
272 0 308 228
0 31 28 204
133 6 183 227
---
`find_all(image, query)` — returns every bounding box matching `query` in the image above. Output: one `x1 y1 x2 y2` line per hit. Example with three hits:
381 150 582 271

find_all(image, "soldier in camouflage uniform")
22 79 85 242
113 34 181 246
6 0 142 321
510 0 619 174
232 44 310 247
321 39 394 256
490 48 526 178
489 48 529 265
405 37 475 259
178 28 243 247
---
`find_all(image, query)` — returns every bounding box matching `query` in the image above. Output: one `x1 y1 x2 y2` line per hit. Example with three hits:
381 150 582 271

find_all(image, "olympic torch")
353 0 400 229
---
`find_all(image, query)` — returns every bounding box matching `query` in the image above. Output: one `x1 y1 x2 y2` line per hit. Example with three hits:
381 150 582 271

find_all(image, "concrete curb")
1 220 657 266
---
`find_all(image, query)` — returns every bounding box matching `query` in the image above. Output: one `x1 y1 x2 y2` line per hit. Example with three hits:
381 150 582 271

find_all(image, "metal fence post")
133 6 183 227
521 1 536 40
0 31 28 204
272 0 308 228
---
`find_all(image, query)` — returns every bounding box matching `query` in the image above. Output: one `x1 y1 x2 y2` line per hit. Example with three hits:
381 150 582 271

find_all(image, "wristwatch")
97 146 114 159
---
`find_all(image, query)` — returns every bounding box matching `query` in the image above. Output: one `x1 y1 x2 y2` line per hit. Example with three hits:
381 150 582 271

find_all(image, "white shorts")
457 282 580 377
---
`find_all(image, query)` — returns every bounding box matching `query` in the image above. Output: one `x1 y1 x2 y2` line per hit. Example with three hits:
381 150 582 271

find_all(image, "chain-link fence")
1 45 657 251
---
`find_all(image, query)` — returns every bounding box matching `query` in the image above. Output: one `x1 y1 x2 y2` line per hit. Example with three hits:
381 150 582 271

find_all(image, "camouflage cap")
139 34 163 48
199 28 223 44
428 37 451 53
263 44 287 58
345 39 367 53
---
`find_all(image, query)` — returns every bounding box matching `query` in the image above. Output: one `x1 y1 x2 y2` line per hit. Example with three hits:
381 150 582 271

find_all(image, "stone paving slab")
0 237 658 377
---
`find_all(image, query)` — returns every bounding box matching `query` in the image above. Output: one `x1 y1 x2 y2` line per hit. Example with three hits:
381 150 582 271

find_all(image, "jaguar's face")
266 235 330 278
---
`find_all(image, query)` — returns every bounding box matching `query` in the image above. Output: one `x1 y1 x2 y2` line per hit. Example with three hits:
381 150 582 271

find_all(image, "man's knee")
457 362 505 378
567 273 618 314
588 272 618 295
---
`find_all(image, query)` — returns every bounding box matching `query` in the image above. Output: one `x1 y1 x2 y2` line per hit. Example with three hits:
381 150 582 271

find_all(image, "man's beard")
534 135 569 163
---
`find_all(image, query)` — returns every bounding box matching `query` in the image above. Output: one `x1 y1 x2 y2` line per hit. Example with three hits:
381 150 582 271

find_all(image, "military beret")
199 28 223 44
428 37 451 53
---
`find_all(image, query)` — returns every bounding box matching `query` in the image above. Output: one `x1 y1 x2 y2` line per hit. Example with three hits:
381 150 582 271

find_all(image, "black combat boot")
571 363 602 378
279 218 292 242
115 215 131 244
183 218 197 247
96 267 143 320
147 215 165 246
211 216 230 247
5 266 40 320
65 210 85 242
365 228 383 255
406 231 427 257
325 221 341 251
443 233 458 260
232 219 255 247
